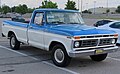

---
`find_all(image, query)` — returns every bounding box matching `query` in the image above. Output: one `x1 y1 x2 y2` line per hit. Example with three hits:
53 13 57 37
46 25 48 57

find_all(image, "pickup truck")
2 9 118 67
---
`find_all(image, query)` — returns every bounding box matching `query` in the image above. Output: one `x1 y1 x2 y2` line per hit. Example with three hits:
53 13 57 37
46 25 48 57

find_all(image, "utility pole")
107 0 108 10
86 3 88 10
94 1 96 14
78 0 79 10
81 0 83 14
106 0 108 16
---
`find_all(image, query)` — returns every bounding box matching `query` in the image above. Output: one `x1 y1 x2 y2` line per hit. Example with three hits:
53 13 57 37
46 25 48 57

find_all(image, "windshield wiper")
68 22 81 24
51 21 65 24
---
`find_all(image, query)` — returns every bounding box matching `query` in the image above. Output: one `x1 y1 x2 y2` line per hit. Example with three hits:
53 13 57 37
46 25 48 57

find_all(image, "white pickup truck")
2 9 118 67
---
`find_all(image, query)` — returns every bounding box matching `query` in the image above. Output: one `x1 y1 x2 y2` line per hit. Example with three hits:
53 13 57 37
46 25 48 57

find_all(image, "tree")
11 6 16 12
106 9 110 13
15 4 28 14
2 5 11 14
65 0 77 10
28 8 35 13
106 9 110 16
41 1 58 8
82 10 92 14
116 6 120 13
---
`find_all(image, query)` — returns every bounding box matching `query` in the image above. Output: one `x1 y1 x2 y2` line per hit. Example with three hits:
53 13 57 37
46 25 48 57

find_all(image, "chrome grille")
74 38 116 48
80 39 98 47
99 39 112 46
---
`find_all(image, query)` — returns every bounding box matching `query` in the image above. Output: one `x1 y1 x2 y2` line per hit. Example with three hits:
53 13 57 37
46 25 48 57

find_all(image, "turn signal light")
74 36 80 39
114 34 118 37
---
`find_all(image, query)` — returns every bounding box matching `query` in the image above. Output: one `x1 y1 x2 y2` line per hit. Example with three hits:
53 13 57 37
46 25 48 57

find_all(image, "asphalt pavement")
0 18 120 74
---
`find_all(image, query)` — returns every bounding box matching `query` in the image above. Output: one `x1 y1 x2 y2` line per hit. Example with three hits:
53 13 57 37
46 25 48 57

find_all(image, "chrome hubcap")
54 49 64 63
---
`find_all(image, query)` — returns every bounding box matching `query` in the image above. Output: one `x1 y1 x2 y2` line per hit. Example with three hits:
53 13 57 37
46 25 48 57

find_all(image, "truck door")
28 12 45 49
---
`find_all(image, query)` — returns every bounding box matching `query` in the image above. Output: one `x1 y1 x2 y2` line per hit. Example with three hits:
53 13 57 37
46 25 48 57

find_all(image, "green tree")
106 9 110 16
41 1 58 8
28 8 35 13
82 10 92 14
22 4 28 13
11 6 16 12
106 9 110 13
116 6 120 13
65 0 77 10
2 5 11 14
15 4 28 14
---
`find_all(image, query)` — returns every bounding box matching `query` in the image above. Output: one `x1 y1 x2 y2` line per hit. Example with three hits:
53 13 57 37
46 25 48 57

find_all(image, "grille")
99 39 112 46
74 38 116 48
80 39 98 47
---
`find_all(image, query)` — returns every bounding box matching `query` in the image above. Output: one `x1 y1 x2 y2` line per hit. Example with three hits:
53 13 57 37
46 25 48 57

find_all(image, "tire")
90 53 108 62
116 43 120 46
52 44 71 67
10 34 20 50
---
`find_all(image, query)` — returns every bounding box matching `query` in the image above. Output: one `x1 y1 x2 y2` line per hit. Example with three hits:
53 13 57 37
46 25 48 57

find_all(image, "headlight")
111 39 116 44
74 42 80 47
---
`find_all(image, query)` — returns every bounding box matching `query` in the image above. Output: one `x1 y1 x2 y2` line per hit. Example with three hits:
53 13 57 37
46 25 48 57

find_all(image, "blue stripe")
3 21 117 37
4 20 28 28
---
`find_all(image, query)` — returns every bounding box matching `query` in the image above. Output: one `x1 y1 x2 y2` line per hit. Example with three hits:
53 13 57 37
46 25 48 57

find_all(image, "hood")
47 24 116 36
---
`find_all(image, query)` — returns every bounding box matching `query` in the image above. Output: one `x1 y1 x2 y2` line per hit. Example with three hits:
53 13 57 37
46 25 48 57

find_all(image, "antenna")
78 0 79 10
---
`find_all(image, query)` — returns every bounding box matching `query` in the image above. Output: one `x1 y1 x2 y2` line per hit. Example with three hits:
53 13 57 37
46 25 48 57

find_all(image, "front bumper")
69 46 118 57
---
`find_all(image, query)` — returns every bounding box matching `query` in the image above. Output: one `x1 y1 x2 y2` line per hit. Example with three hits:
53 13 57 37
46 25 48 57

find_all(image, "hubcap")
11 36 15 47
54 49 64 63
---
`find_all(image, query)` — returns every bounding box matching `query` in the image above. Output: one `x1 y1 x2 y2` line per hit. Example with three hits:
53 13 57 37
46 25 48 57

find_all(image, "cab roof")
34 8 80 13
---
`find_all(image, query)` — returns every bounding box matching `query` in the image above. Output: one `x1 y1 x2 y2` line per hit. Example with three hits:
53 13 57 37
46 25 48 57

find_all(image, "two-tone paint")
2 9 118 57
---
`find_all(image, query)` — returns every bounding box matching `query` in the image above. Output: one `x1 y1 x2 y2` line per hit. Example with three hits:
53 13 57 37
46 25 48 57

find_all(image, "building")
88 7 116 14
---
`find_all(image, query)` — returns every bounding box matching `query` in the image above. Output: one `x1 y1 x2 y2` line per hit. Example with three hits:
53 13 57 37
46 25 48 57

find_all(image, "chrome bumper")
69 46 118 57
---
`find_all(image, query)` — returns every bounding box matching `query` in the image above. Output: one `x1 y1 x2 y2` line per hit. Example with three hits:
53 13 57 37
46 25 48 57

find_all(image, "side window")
34 12 44 26
105 20 112 24
97 21 103 26
110 22 120 29
104 20 108 24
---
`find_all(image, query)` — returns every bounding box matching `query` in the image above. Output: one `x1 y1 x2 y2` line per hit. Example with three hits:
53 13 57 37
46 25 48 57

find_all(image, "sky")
1 0 120 10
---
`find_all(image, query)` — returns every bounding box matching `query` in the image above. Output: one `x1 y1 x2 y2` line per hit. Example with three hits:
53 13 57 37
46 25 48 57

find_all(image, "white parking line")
0 45 79 74
0 45 38 60
43 61 80 74
107 57 120 62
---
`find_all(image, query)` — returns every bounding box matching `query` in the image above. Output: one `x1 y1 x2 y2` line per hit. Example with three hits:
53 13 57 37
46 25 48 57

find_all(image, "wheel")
52 44 71 67
10 34 20 50
90 53 108 62
116 43 120 46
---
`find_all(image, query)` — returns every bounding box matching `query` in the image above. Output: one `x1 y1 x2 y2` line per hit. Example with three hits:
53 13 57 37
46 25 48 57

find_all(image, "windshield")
46 11 84 25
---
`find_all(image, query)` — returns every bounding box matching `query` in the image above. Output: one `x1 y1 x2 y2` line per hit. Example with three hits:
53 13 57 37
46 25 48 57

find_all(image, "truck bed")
4 20 28 28
2 20 28 44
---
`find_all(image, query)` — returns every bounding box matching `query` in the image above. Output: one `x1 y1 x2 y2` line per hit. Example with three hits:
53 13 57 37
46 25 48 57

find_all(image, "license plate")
95 49 104 54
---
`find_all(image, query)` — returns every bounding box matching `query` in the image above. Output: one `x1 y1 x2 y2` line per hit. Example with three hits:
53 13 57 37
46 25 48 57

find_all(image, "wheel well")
49 41 65 51
8 31 14 38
